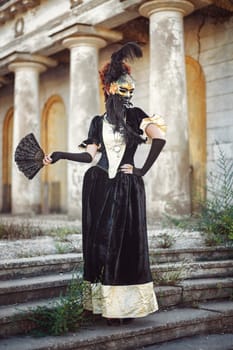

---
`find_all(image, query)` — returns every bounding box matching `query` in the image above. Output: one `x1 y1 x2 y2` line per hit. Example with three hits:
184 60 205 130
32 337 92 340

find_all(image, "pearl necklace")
112 131 124 158
104 115 125 158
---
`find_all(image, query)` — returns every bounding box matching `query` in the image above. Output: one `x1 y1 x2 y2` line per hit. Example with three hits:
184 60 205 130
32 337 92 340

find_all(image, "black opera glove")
133 138 166 176
50 151 93 164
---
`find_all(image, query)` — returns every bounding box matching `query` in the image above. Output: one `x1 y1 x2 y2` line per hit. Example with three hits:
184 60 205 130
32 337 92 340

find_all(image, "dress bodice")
81 107 166 179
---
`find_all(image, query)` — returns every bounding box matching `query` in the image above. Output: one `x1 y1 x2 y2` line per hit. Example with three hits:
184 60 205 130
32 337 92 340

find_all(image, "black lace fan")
14 133 45 180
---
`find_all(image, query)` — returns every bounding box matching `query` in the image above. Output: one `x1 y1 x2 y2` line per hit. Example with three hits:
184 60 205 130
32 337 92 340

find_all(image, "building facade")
0 0 232 222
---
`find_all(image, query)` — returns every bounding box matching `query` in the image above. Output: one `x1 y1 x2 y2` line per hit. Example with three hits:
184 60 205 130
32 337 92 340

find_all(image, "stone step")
0 301 233 350
151 259 233 283
179 277 233 305
1 258 232 307
0 272 74 306
140 333 233 350
1 246 232 281
156 277 233 308
150 246 233 264
148 229 206 249
0 253 83 281
0 276 232 338
0 298 58 338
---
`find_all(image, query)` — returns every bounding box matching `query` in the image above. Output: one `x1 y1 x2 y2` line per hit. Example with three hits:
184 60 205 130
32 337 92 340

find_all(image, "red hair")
99 62 131 101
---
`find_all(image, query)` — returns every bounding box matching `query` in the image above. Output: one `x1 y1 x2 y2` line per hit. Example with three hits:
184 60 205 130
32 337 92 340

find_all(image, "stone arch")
186 56 207 212
2 107 13 212
41 95 67 213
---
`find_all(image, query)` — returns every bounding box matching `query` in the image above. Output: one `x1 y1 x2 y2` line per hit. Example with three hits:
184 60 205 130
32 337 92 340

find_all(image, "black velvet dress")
81 107 159 318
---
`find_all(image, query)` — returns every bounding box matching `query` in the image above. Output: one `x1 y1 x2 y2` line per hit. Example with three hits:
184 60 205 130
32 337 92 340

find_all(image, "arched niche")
186 56 207 212
2 107 13 213
41 95 67 213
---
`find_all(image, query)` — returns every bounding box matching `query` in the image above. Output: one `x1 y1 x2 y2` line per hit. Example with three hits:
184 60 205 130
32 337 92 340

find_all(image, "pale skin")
43 123 165 174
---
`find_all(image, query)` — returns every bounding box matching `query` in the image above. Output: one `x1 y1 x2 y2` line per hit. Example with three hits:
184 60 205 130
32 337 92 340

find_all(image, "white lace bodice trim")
102 118 126 179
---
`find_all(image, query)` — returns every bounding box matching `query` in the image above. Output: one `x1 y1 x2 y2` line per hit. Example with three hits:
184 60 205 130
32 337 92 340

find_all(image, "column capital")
50 24 122 47
9 61 46 74
62 35 106 50
139 0 194 17
7 53 57 73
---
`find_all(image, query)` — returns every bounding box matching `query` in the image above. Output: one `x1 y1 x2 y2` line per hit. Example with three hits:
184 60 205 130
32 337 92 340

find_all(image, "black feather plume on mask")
104 42 143 85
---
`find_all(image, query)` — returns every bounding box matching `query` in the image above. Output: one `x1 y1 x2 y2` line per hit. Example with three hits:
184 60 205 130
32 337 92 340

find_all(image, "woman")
43 42 166 324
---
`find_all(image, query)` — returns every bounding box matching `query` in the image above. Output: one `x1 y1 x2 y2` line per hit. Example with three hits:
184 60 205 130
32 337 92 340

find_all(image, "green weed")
26 273 91 336
195 144 233 245
156 233 176 249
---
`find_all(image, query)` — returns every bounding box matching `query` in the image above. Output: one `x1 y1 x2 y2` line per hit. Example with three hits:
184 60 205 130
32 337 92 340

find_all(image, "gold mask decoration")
109 74 135 99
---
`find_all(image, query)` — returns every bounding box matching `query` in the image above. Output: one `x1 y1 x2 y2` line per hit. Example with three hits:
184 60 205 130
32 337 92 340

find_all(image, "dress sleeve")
140 113 167 141
79 116 101 149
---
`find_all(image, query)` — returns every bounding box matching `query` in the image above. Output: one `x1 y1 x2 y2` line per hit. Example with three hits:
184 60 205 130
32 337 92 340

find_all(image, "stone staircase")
0 244 233 349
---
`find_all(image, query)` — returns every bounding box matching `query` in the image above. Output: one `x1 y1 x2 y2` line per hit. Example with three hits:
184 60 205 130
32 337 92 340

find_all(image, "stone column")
9 55 56 214
63 36 106 219
139 0 194 218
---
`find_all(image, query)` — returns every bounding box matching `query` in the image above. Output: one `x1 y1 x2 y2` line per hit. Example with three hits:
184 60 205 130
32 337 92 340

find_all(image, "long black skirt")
82 166 158 318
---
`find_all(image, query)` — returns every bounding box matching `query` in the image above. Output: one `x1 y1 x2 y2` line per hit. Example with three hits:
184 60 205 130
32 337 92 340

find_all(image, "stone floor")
141 333 233 350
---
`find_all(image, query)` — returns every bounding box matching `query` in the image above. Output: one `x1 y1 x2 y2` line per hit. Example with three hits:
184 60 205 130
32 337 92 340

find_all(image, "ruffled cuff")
140 114 167 142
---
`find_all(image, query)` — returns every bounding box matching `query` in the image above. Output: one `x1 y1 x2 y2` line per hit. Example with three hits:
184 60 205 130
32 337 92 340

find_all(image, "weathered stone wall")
0 1 70 55
184 13 233 176
1 1 233 217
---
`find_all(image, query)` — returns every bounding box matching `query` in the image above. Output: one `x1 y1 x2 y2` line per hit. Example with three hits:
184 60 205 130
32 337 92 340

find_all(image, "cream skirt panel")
83 281 158 318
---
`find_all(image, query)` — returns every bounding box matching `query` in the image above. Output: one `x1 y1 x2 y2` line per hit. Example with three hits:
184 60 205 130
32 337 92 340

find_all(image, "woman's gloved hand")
120 138 166 176
43 151 93 165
